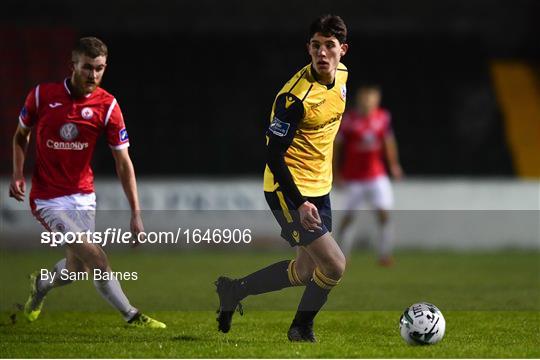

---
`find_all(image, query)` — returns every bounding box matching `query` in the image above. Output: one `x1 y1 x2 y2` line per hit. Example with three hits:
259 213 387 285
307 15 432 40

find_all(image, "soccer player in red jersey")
9 37 165 328
335 85 403 266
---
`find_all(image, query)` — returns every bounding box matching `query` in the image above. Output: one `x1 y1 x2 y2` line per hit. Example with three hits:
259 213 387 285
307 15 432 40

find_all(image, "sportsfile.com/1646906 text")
40 228 253 247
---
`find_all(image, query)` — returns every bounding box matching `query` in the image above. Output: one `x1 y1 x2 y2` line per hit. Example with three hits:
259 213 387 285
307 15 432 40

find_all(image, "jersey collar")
309 64 335 90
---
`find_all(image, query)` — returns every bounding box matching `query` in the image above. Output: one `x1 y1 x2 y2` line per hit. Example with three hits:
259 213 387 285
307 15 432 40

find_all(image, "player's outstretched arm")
10 125 31 201
111 148 144 244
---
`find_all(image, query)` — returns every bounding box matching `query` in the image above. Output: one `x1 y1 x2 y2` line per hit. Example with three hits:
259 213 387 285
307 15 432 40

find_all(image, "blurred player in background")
215 15 348 342
9 37 165 328
334 85 403 266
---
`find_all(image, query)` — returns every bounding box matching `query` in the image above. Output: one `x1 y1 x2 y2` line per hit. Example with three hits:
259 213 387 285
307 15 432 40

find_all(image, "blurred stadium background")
1 0 540 176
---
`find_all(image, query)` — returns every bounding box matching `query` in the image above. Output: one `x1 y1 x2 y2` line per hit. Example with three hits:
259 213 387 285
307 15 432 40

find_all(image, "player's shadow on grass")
171 335 199 341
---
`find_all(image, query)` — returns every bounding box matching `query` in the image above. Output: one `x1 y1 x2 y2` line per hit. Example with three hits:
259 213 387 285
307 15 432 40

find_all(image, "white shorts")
32 193 96 239
343 176 394 211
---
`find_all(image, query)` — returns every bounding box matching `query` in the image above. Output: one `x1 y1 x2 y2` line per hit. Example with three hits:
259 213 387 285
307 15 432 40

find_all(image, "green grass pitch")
0 250 538 358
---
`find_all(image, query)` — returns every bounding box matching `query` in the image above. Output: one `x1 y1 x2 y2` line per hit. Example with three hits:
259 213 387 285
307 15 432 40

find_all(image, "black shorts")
265 190 332 247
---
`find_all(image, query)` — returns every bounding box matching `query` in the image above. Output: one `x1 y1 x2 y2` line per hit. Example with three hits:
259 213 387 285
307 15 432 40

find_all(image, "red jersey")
19 79 130 200
339 107 392 180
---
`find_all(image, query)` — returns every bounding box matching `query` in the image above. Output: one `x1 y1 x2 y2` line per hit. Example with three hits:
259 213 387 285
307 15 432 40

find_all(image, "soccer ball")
399 302 446 345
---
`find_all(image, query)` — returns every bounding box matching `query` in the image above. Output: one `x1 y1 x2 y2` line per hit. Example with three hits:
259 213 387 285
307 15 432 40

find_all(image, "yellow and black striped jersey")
264 63 348 199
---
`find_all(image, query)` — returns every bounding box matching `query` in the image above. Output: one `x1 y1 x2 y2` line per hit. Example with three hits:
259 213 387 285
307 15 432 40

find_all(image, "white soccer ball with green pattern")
399 302 446 345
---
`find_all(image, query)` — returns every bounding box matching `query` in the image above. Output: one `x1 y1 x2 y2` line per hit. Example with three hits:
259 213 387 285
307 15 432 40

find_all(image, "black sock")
292 268 340 326
234 260 298 300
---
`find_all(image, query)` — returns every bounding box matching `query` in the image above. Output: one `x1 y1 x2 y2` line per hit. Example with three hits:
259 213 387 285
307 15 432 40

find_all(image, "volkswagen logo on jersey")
59 123 79 141
81 107 93 120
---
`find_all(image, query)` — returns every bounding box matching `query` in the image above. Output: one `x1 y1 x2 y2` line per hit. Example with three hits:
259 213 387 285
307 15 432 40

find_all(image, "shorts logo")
292 230 300 242
269 117 290 137
81 107 93 120
341 85 347 100
119 128 129 142
59 123 79 141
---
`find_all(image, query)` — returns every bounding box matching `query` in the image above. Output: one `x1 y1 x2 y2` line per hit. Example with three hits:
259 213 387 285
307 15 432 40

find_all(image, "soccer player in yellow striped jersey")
216 15 349 342
263 58 347 200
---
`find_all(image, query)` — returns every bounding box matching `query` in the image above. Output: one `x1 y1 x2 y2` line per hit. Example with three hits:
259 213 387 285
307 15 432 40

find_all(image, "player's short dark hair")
309 14 347 44
72 37 108 60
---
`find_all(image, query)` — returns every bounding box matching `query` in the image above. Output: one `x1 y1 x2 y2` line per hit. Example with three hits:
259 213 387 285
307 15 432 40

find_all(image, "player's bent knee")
337 261 346 278
329 263 346 280
323 256 347 280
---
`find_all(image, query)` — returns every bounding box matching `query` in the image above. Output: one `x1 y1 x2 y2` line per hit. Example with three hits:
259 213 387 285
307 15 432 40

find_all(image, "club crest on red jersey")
81 107 93 120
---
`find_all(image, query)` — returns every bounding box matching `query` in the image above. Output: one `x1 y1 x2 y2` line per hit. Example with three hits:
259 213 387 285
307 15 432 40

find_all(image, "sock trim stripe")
288 260 304 286
313 274 334 290
292 263 304 286
292 261 304 286
287 260 297 285
313 268 340 289
287 260 296 285
315 267 340 286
